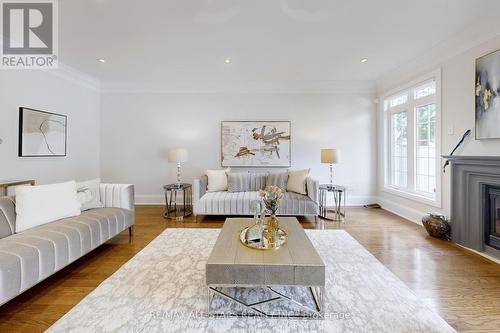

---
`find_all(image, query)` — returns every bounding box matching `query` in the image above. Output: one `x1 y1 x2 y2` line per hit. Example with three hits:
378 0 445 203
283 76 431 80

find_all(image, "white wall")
0 69 101 185
100 92 377 204
376 33 500 223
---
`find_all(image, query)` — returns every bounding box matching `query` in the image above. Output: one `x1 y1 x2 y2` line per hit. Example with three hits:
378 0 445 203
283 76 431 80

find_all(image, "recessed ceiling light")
97 58 106 63
224 58 231 64
360 58 368 63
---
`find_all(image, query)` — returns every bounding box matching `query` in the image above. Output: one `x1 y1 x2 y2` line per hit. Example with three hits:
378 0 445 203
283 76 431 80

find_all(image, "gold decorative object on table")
239 225 287 250
239 186 287 250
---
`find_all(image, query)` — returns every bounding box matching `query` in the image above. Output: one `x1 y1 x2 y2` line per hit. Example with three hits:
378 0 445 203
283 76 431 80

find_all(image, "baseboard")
136 194 425 227
135 194 376 206
345 195 377 206
377 197 425 225
135 195 165 205
454 243 500 264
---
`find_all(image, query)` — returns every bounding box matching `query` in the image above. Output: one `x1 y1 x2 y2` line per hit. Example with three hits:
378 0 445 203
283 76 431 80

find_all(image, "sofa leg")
128 226 133 238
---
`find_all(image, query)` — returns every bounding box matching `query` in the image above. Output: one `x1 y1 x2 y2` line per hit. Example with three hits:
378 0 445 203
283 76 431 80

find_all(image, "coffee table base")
207 285 325 319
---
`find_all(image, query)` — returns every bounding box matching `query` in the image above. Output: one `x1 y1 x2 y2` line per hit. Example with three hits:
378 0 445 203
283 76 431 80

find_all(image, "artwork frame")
18 107 67 157
221 121 291 167
475 48 500 140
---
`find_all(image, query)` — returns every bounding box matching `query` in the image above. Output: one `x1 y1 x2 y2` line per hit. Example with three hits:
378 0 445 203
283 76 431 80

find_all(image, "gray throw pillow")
266 172 288 192
249 173 268 191
227 173 251 192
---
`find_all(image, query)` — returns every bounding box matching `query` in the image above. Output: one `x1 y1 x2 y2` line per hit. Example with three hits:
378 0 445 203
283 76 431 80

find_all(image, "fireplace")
484 186 500 251
444 155 500 259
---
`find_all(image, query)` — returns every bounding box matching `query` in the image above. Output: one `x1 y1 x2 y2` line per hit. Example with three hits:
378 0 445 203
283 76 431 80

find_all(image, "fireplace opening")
484 185 500 251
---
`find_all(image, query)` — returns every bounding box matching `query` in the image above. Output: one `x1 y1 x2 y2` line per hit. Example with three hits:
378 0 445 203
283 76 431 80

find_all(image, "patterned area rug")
47 229 456 332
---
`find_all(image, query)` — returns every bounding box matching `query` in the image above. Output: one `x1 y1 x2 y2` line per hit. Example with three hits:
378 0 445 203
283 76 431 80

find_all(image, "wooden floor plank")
0 206 499 332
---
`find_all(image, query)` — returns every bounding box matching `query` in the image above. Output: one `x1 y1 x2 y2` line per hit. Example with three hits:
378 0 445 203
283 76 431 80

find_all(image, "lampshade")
321 149 341 164
168 148 188 163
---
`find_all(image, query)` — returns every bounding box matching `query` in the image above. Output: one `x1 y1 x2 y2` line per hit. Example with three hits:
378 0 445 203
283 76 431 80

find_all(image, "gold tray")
239 225 287 250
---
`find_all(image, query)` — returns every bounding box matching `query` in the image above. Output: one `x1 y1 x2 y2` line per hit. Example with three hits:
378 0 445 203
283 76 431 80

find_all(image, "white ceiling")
59 0 500 91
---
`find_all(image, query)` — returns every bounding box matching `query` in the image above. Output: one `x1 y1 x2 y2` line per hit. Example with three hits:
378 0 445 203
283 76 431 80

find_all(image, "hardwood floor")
1 206 499 332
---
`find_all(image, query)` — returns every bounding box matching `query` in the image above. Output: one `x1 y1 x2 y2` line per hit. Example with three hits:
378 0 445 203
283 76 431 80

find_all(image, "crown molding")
43 63 101 92
0 39 100 91
100 80 376 95
376 17 500 93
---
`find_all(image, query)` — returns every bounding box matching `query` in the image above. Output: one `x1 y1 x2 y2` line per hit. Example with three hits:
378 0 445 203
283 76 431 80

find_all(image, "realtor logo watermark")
1 0 58 69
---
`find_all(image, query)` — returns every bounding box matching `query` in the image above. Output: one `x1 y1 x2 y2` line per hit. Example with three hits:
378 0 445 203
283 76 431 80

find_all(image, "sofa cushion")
0 207 134 306
227 173 251 192
287 169 310 195
267 172 288 192
195 191 259 215
280 192 318 215
194 191 318 216
0 197 16 239
206 169 230 192
249 173 267 191
77 179 104 211
15 181 81 233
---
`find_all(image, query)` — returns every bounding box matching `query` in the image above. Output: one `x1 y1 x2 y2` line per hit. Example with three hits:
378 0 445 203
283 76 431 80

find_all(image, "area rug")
47 229 456 333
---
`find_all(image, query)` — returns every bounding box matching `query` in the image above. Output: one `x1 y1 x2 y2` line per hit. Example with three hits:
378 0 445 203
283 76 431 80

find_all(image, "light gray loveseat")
0 183 135 306
193 174 319 218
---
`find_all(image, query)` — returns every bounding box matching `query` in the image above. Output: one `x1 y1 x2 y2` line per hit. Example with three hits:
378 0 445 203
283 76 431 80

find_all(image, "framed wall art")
221 121 291 167
18 107 67 157
475 48 500 139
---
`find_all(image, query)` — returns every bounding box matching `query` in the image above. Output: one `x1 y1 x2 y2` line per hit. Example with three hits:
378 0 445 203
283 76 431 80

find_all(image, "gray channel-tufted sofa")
193 174 319 217
0 184 135 306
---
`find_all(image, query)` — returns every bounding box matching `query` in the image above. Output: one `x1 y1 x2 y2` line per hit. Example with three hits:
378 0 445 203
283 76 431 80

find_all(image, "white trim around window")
380 69 442 208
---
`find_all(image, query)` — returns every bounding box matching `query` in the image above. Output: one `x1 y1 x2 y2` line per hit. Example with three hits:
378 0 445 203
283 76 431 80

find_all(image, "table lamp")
321 148 341 187
168 148 188 187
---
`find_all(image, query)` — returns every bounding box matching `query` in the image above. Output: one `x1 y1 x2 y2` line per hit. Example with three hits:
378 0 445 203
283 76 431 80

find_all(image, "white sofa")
0 184 135 306
193 174 319 217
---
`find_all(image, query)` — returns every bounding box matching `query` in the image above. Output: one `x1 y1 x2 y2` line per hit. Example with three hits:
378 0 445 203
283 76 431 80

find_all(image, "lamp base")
176 162 182 187
329 164 333 187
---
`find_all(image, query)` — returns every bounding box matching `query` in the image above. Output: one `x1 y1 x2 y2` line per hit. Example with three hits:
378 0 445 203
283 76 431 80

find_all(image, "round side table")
163 183 193 221
319 184 346 222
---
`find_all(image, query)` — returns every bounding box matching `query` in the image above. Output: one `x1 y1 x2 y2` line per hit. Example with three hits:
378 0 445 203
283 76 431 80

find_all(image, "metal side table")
0 179 35 196
163 183 193 221
319 184 346 222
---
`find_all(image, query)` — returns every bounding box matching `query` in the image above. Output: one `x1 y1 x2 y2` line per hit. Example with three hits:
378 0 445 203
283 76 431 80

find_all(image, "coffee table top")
206 217 325 286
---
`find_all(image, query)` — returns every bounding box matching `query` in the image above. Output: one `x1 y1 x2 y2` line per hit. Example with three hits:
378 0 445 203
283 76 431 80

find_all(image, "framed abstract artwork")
221 121 291 167
18 107 67 157
475 48 500 139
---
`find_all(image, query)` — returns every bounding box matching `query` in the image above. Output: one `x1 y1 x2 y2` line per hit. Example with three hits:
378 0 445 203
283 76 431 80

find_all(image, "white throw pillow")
77 179 103 211
206 168 230 192
15 181 81 233
286 169 310 195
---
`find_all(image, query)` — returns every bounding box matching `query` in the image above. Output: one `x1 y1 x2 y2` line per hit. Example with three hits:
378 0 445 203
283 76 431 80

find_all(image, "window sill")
382 186 441 208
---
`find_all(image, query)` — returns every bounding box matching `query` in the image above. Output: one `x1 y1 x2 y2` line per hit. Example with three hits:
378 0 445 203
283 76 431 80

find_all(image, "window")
382 71 441 206
415 103 436 194
391 111 407 188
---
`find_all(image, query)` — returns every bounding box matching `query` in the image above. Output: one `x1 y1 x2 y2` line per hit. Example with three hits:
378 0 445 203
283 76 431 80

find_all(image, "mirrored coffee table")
206 217 326 318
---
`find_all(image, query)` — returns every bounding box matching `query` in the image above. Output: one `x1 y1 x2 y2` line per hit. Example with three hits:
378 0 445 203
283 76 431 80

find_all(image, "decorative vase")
267 213 279 247
422 213 450 240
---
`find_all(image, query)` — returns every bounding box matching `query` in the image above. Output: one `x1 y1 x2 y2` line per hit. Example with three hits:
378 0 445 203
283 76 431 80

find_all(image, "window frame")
381 69 442 208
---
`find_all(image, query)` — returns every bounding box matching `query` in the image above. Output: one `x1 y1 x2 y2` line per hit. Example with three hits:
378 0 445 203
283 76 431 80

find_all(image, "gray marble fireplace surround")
445 155 500 259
